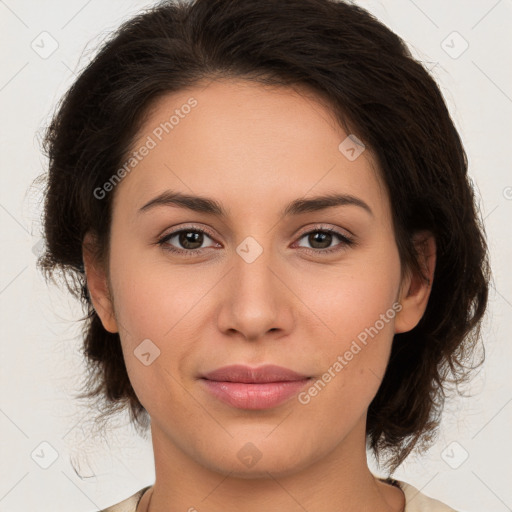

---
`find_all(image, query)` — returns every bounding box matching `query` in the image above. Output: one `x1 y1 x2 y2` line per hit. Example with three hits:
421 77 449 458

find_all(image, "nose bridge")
233 233 278 304
217 233 289 339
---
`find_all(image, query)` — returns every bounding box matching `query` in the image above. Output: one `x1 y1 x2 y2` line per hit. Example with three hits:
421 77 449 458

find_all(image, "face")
84 78 433 479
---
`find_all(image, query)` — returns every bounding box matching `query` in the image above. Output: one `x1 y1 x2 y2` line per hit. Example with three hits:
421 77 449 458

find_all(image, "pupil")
310 232 331 249
180 231 202 249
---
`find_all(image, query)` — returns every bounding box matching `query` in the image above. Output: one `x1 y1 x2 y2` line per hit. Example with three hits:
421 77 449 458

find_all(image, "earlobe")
394 231 436 334
82 231 118 333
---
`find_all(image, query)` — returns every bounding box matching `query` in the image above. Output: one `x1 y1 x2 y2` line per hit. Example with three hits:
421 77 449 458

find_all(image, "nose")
215 241 294 342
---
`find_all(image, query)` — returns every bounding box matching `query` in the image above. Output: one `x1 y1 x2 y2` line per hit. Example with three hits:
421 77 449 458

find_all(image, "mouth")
199 364 313 410
200 363 310 383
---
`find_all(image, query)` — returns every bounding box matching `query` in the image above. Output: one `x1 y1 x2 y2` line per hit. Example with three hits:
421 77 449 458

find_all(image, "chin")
198 440 320 480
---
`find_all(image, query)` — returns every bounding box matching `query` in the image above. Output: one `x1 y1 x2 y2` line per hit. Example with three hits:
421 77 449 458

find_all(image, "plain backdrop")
1 1 511 511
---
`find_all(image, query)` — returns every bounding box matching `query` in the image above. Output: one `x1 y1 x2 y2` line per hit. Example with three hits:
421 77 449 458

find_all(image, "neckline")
135 485 153 510
133 479 404 511
380 476 401 487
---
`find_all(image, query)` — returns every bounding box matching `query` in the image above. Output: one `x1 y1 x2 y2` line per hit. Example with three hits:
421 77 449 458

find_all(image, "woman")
37 0 490 510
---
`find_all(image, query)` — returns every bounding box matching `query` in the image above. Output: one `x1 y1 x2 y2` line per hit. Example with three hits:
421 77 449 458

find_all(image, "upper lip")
201 364 311 383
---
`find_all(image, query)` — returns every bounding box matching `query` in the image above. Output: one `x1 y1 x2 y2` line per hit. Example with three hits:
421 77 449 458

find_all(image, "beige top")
98 479 458 511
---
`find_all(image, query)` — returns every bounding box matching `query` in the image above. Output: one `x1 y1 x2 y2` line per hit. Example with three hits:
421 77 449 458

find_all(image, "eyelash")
156 224 356 258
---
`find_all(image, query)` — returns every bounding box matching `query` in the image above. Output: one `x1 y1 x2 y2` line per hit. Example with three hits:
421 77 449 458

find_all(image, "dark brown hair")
36 0 490 473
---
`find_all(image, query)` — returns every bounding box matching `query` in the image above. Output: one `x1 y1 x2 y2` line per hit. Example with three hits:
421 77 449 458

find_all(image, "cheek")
295 248 401 410
109 241 204 342
109 227 401 410
298 294 398 433
300 249 401 342
106 245 200 398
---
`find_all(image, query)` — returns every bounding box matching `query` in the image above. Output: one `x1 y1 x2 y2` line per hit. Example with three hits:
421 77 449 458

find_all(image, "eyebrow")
138 190 374 218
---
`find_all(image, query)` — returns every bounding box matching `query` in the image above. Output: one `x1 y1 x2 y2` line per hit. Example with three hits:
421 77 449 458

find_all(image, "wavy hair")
37 0 490 473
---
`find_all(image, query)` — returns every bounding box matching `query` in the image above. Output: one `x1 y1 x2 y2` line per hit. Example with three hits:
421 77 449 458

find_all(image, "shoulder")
396 480 459 512
97 486 152 512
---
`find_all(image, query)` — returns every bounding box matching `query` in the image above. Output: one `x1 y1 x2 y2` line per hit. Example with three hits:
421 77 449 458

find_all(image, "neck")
144 415 404 512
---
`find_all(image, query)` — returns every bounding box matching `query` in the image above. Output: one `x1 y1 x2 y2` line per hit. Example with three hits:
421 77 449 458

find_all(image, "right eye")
157 226 219 257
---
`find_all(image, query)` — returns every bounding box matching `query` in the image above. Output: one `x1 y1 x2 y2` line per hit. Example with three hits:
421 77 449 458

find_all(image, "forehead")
112 78 388 220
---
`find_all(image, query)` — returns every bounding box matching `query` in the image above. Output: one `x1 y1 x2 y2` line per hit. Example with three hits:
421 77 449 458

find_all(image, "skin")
83 78 436 512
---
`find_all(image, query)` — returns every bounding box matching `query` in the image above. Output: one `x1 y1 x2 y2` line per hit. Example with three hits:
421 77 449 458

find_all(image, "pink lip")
201 364 309 383
200 364 312 410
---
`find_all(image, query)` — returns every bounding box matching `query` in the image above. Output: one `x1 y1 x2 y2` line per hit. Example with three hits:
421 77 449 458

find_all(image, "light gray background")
1 1 511 511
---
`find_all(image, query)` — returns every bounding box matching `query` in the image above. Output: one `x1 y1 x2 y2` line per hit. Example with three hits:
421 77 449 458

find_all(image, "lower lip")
200 378 312 410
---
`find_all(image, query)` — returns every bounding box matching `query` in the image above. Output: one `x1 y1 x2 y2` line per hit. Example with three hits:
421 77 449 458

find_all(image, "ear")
82 231 118 333
394 231 436 334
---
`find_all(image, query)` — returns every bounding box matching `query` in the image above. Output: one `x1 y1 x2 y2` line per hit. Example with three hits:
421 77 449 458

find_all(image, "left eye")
157 226 355 256
295 228 354 253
